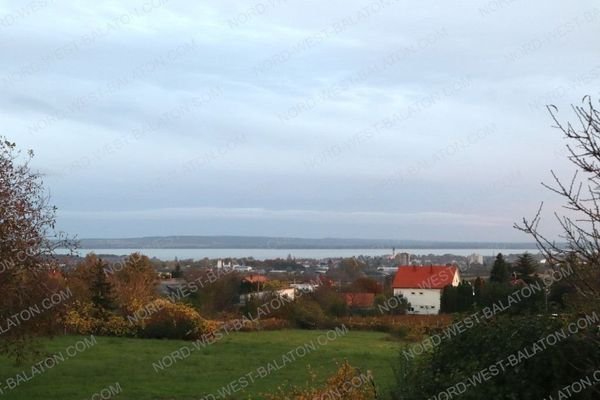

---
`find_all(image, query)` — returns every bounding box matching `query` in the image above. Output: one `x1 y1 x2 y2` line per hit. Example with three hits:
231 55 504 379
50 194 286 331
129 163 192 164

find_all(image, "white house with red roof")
392 265 460 315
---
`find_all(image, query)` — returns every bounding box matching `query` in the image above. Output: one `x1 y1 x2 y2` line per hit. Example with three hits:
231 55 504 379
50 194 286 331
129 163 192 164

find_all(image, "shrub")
391 314 600 400
289 298 327 329
312 287 348 317
137 299 212 340
263 361 377 399
63 301 97 335
97 315 136 337
63 301 135 336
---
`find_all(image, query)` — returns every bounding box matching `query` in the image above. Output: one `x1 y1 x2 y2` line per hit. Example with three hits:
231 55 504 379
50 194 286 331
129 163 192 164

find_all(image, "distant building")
158 278 187 295
216 259 232 269
395 252 411 265
467 253 484 265
290 283 318 293
240 288 295 305
392 265 460 315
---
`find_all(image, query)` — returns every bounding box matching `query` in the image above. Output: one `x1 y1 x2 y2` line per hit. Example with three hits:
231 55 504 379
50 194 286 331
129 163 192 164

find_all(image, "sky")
2 0 599 241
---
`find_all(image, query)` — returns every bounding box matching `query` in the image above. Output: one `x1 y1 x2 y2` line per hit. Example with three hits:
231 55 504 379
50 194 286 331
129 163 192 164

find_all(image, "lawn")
0 330 401 399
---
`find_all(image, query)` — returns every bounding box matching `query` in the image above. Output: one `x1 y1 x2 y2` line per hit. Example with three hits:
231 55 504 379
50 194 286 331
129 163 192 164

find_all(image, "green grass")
0 330 400 399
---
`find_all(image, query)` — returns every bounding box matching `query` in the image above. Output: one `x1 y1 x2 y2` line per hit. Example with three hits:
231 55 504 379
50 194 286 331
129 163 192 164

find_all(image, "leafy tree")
112 253 158 313
348 277 382 294
489 253 510 284
0 138 71 362
186 270 241 317
311 286 347 317
331 258 365 282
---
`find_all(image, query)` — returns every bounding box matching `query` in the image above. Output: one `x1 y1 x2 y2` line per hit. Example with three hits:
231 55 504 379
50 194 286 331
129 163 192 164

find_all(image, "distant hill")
67 236 540 250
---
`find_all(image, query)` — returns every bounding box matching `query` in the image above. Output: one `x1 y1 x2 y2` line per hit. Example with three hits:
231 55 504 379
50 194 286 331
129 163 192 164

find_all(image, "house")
392 265 460 315
241 274 268 293
239 288 296 305
158 278 187 295
344 292 375 309
290 283 318 293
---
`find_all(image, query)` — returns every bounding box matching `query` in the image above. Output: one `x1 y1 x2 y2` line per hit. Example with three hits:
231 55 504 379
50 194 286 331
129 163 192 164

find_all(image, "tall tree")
112 253 157 313
456 281 474 311
0 138 71 362
172 262 183 278
489 253 511 283
440 285 458 313
473 276 484 304
89 256 117 315
513 252 538 281
516 97 600 313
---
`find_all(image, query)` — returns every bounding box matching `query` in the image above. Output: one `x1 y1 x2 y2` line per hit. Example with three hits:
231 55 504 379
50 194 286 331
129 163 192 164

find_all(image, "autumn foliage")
263 361 377 400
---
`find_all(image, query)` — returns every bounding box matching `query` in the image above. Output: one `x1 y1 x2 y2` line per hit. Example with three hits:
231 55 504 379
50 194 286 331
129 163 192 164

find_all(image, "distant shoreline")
54 247 541 261
57 235 542 250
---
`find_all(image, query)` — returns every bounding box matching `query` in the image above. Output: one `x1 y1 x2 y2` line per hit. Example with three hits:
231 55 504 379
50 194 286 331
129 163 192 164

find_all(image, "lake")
55 248 539 261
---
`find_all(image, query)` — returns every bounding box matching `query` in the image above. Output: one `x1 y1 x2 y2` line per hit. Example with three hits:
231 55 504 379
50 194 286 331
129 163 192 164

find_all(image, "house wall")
393 288 442 315
239 288 295 305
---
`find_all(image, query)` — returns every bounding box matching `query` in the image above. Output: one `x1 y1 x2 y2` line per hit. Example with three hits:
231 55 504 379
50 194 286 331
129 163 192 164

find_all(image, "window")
411 292 415 295
419 292 423 295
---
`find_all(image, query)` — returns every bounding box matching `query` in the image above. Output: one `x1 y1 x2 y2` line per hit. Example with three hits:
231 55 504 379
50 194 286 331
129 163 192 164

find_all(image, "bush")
63 302 97 335
289 298 327 329
312 287 348 317
391 314 600 400
63 301 135 337
263 361 377 400
335 315 451 341
137 299 212 340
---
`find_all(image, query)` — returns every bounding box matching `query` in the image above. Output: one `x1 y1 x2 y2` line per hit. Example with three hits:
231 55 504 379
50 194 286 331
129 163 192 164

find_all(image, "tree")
489 253 510 283
0 138 71 362
112 253 158 313
513 252 538 281
333 258 365 282
312 286 347 317
516 97 600 313
456 281 474 311
171 263 183 278
440 285 458 313
88 256 117 315
473 276 484 304
393 97 600 399
348 277 382 294
440 282 473 313
186 270 241 317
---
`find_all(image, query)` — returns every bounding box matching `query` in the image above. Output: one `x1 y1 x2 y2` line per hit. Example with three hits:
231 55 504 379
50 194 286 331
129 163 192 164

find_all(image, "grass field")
0 330 401 399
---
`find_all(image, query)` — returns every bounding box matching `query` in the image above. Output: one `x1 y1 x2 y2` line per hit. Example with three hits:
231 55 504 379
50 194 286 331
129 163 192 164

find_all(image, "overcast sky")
2 0 599 241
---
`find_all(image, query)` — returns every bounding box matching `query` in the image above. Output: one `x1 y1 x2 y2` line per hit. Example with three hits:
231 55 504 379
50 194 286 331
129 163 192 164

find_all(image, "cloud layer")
2 0 599 240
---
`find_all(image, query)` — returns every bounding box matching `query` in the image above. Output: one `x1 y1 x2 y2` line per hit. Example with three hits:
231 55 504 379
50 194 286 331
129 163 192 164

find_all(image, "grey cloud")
2 0 598 241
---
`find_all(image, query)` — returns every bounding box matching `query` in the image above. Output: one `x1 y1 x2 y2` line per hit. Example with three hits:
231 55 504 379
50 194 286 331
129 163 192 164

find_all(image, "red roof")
344 292 375 308
392 265 458 289
242 274 268 284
